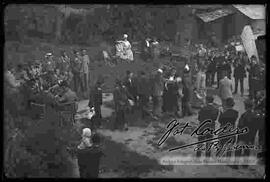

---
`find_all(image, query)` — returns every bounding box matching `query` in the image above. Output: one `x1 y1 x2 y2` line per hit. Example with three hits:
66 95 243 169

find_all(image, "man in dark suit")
254 90 265 163
215 53 225 89
247 55 261 99
88 79 103 129
235 99 259 168
197 95 219 157
123 70 138 112
182 65 194 117
233 57 246 96
151 69 165 118
206 55 216 87
137 71 151 119
217 97 239 157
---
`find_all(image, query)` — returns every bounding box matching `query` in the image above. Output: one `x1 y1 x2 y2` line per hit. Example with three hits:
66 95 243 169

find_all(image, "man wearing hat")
219 70 233 108
72 51 83 94
181 65 194 117
235 99 258 168
81 49 90 94
88 79 104 129
113 79 129 130
137 71 151 119
151 68 165 118
197 95 219 157
217 97 239 158
43 53 56 73
233 53 246 97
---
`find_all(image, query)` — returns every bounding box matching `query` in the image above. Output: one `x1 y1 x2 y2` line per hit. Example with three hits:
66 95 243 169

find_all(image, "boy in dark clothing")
77 134 105 178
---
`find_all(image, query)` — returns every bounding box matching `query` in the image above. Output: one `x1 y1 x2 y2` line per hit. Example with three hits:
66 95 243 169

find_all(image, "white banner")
241 25 259 60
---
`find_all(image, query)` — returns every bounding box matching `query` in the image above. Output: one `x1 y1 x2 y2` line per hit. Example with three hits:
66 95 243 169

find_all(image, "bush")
4 89 81 177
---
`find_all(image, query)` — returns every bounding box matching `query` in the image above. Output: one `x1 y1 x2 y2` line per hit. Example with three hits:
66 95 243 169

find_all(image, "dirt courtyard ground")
73 77 265 178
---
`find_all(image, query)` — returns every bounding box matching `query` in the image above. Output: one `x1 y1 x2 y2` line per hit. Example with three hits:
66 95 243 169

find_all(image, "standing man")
182 65 194 117
216 53 227 88
195 56 207 91
197 95 219 157
123 70 138 113
219 71 233 108
88 79 103 129
137 71 150 119
151 69 164 118
217 97 238 158
81 49 90 94
247 55 261 99
233 56 246 97
235 99 258 168
113 79 129 130
58 50 71 73
72 51 83 94
43 53 56 74
254 90 265 162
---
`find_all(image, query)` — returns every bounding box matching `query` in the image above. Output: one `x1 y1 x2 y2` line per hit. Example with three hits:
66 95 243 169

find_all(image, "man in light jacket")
219 71 233 107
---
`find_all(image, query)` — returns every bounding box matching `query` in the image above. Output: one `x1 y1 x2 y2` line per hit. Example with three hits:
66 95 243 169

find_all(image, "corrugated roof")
196 8 234 22
233 5 265 19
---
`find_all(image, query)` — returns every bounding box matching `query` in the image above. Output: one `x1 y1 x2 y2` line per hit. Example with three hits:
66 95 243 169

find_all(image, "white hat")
45 53 52 57
82 128 92 138
169 76 174 81
157 69 163 73
184 64 190 71
123 34 128 38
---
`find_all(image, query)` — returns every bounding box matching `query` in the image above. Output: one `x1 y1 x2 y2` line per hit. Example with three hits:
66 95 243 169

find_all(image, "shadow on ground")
99 135 173 178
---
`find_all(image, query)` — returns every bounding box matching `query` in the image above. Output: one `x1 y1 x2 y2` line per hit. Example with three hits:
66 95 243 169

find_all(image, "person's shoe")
233 92 237 95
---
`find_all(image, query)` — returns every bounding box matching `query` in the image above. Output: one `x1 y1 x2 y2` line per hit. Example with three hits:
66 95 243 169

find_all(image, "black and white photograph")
3 4 266 178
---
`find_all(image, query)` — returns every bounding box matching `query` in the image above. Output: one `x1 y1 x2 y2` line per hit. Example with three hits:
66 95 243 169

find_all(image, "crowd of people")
5 30 266 177
4 48 92 109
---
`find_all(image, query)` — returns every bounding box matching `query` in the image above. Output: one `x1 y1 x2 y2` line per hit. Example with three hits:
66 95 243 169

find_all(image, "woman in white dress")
121 34 134 62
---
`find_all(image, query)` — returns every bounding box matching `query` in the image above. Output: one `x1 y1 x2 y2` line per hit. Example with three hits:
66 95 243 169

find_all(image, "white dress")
122 40 134 61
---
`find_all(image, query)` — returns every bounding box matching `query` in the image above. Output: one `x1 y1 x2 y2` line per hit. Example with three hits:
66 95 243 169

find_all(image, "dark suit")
137 75 151 118
113 86 129 129
197 104 219 157
248 64 261 99
181 72 193 116
123 76 138 103
233 62 246 95
218 108 239 157
77 146 104 178
235 110 259 157
206 58 216 86
88 85 102 128
151 73 165 117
